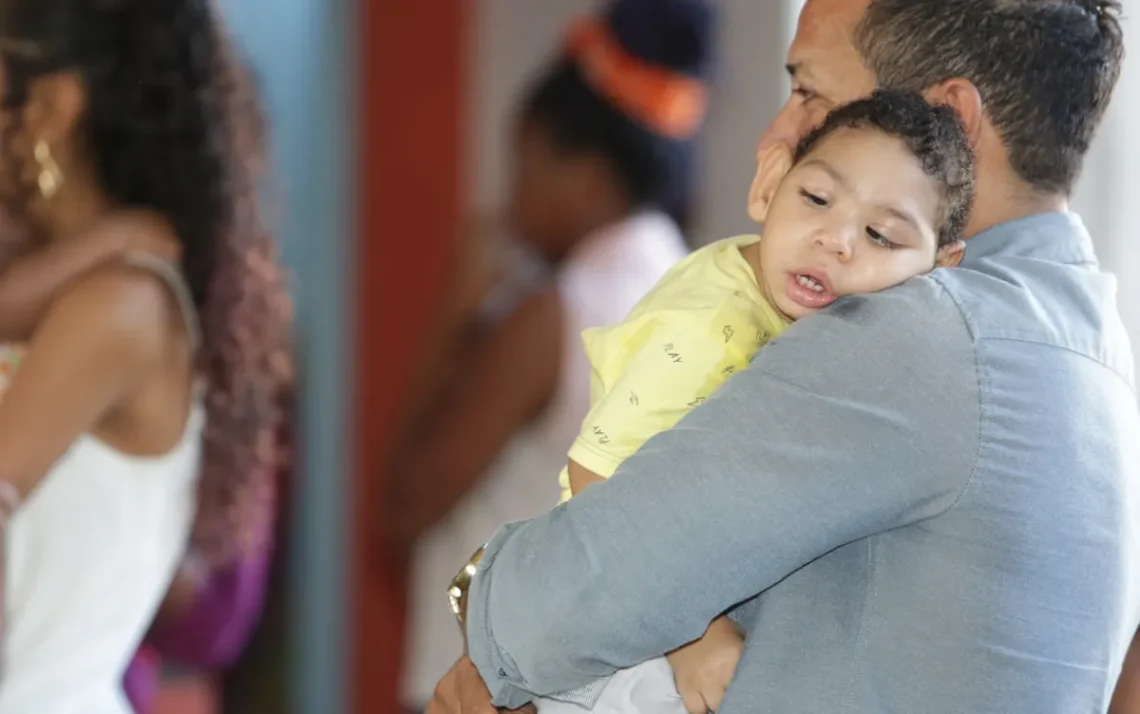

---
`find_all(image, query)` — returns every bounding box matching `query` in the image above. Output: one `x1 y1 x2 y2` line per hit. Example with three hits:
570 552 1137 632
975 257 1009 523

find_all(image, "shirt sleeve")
464 277 981 709
569 312 757 478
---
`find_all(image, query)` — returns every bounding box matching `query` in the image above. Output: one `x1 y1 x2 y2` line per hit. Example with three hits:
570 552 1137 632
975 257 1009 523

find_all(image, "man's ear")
935 240 966 268
747 142 794 224
925 78 983 146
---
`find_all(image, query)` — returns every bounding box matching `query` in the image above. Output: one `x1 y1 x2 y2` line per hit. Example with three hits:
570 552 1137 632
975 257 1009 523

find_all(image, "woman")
0 0 291 711
120 55 288 714
386 0 716 710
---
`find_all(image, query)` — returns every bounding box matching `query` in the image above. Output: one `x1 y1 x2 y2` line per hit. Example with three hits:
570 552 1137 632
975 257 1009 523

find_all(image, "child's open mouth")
785 270 838 310
796 274 826 292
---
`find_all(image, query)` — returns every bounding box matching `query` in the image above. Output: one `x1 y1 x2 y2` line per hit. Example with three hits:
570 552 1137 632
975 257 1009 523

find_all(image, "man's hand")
426 655 536 714
1111 627 1140 713
666 616 744 714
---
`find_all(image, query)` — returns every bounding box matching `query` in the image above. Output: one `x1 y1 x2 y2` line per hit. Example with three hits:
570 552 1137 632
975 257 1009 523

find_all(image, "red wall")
356 2 467 712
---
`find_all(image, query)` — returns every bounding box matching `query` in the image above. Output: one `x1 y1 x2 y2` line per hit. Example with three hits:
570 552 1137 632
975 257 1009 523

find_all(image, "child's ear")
747 143 794 224
935 240 966 268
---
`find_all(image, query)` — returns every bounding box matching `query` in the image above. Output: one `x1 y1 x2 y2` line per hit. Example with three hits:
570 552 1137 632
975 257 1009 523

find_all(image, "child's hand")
666 616 744 714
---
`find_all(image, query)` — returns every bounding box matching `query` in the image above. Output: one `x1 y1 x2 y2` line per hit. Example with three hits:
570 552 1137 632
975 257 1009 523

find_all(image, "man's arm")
463 278 981 709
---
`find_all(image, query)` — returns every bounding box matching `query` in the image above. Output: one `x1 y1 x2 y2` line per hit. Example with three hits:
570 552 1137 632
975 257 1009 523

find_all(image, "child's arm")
567 459 604 496
0 229 131 341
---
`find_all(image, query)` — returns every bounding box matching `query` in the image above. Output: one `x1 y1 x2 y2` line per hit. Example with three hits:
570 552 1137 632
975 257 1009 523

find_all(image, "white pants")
534 657 688 714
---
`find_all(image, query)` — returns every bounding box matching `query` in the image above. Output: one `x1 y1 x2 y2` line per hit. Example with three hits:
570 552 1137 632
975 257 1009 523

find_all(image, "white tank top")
0 253 204 714
401 211 689 706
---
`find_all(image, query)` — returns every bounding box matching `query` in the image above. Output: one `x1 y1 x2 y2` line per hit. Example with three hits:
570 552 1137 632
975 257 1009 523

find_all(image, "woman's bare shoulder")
49 263 177 357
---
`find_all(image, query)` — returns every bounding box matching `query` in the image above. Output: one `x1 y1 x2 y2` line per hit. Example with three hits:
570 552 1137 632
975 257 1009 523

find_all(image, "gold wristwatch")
447 544 486 629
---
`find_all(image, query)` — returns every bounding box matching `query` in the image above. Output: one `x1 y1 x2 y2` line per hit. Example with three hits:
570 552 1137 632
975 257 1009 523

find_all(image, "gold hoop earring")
33 140 62 200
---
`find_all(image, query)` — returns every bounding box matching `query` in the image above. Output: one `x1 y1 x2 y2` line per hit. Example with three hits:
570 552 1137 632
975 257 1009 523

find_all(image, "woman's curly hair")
0 0 293 566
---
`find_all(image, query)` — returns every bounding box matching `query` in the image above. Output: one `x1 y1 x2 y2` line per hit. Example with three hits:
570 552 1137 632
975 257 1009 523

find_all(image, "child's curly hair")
794 89 975 249
0 0 293 566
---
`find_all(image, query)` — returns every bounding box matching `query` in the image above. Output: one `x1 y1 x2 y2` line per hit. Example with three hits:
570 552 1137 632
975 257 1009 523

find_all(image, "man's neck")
964 178 1068 239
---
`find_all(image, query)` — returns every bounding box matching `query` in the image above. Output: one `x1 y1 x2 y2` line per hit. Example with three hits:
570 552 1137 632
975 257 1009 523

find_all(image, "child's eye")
866 227 897 249
800 189 827 207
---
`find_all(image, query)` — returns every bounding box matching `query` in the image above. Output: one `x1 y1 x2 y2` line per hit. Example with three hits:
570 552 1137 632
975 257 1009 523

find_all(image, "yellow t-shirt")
558 235 790 502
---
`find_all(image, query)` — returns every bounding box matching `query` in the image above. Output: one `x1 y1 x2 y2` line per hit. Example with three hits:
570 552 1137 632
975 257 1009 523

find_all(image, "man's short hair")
854 0 1123 195
795 89 975 248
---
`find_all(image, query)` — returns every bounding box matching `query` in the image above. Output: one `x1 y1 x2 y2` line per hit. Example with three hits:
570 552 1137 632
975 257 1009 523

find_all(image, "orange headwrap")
565 16 708 140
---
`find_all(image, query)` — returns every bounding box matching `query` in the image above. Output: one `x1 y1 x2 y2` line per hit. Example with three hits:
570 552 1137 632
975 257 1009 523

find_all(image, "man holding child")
430 1 1140 712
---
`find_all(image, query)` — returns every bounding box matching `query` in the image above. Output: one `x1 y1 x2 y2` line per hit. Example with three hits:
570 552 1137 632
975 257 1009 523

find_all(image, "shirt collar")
961 211 1097 268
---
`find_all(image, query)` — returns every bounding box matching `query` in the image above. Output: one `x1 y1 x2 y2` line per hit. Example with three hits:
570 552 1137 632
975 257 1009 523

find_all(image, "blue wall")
220 0 354 712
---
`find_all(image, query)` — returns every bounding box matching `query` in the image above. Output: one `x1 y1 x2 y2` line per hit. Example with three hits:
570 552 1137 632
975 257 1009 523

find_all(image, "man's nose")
756 101 815 156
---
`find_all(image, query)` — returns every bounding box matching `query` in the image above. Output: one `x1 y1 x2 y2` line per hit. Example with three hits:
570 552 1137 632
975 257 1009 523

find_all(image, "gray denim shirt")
466 212 1140 713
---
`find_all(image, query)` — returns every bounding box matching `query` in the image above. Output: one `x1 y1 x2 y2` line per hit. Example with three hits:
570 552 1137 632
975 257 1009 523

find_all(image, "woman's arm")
0 266 174 498
389 214 507 448
0 231 136 342
383 287 564 550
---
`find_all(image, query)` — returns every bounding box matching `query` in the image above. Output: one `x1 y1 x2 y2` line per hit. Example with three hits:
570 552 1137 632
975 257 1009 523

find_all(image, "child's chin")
771 295 810 322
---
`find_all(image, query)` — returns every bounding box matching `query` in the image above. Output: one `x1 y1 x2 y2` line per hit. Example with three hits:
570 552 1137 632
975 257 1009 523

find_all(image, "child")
540 89 975 713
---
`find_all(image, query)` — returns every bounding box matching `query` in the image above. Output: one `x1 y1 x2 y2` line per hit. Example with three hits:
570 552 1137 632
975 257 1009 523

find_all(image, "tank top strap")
120 251 202 354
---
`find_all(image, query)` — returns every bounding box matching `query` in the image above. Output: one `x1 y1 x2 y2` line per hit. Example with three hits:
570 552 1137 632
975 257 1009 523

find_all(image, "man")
430 1 1140 712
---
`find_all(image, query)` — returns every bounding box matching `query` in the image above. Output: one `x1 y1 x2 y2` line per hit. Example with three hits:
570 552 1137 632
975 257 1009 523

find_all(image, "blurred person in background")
0 0 291 711
383 0 717 711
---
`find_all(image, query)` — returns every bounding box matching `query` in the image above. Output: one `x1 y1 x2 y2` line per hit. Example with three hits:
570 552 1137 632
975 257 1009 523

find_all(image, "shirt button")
498 668 508 677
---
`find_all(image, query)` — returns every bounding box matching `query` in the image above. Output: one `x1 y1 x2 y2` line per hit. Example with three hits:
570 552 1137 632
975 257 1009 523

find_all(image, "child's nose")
814 224 855 261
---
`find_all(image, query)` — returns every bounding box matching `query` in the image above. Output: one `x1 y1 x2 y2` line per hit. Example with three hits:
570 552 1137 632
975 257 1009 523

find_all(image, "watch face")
447 545 486 624
448 584 463 616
